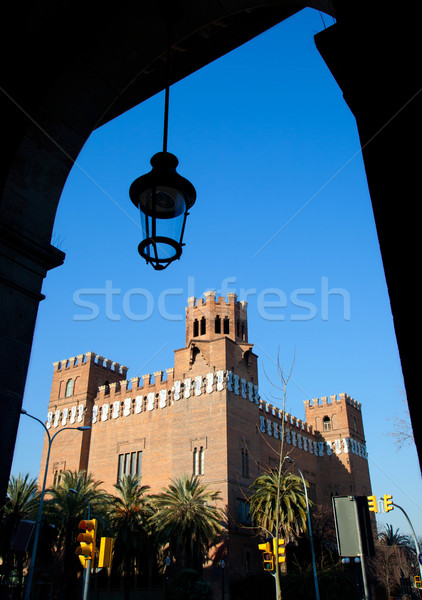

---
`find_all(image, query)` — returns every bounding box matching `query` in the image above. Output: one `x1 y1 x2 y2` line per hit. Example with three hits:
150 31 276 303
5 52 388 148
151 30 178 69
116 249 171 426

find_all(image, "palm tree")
248 468 308 539
378 524 411 548
43 470 110 600
151 475 224 573
0 474 39 592
378 523 415 565
109 475 152 598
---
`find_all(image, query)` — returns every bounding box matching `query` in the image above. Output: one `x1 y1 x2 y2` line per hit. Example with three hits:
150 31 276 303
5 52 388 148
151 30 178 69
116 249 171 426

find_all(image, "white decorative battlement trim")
45 369 367 461
257 413 368 459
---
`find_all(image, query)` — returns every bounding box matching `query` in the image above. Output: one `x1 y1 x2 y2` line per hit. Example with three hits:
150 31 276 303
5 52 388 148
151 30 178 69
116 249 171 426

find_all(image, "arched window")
200 316 206 335
65 379 74 397
223 316 230 334
215 315 221 334
104 380 110 395
323 416 331 431
193 319 199 337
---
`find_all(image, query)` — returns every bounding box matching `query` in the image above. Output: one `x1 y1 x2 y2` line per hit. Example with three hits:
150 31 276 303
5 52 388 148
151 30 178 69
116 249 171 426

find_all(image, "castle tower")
185 291 248 346
39 352 128 488
175 291 256 383
304 393 372 499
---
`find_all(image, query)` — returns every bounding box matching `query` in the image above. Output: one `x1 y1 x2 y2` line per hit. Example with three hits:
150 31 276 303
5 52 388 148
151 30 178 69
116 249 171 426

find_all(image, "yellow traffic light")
272 538 286 563
98 537 114 569
383 494 393 513
367 495 378 513
258 542 274 571
415 576 422 589
76 518 97 567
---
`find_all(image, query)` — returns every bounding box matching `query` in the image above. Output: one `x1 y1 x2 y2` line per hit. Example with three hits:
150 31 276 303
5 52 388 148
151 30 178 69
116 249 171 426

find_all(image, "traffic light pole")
70 489 93 600
393 502 422 582
83 558 92 600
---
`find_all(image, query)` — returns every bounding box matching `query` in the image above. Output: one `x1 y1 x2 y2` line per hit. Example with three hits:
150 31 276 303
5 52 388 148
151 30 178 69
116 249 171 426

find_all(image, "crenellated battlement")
305 393 361 411
187 291 247 310
259 400 313 434
53 351 129 377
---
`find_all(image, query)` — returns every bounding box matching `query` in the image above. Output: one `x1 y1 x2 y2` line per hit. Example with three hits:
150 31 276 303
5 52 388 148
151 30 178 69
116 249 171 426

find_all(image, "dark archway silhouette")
0 0 420 505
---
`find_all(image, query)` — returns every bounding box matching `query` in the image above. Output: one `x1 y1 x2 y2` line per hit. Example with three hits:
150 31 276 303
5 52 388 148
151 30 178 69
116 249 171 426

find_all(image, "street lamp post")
285 456 320 600
21 408 90 600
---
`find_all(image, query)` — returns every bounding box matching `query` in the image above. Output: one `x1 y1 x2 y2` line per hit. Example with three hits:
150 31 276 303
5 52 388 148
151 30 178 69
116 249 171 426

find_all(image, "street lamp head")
20 408 28 415
77 426 91 431
129 152 196 270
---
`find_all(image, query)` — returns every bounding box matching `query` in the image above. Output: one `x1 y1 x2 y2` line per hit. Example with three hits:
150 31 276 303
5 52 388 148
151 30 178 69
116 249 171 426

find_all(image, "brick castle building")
40 291 373 582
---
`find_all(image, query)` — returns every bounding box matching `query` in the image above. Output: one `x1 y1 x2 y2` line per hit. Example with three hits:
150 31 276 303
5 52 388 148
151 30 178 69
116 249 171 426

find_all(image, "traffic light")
98 537 114 569
367 495 378 513
414 576 422 589
76 518 97 567
383 494 394 512
272 538 286 563
258 542 274 571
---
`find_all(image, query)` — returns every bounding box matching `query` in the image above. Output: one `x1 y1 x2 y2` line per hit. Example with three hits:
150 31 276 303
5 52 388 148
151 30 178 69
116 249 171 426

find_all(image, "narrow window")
193 319 199 337
241 448 249 478
104 380 110 395
223 316 230 334
65 379 74 397
323 416 331 431
137 451 143 478
199 446 204 475
193 447 198 475
124 453 131 476
242 321 246 340
215 315 221 334
200 316 206 335
237 320 241 337
117 454 124 483
130 452 137 476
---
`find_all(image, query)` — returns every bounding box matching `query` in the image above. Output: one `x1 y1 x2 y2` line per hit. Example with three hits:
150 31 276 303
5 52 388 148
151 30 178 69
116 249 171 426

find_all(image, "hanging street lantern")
129 22 196 271
129 151 196 270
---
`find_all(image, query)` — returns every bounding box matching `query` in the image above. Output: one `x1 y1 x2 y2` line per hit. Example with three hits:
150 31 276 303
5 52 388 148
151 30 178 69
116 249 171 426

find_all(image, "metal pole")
286 457 320 600
82 559 92 600
21 409 90 600
354 500 370 600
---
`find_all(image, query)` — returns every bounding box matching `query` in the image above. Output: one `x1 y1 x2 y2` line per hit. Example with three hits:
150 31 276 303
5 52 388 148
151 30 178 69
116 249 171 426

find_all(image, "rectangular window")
130 452 137 476
199 446 204 475
117 454 124 483
117 450 143 483
237 500 252 525
193 446 205 476
241 448 249 478
124 453 131 476
193 447 198 475
137 451 143 478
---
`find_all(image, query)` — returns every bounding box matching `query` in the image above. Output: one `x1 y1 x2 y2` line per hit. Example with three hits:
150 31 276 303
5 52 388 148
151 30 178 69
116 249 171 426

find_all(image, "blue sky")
12 8 421 540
